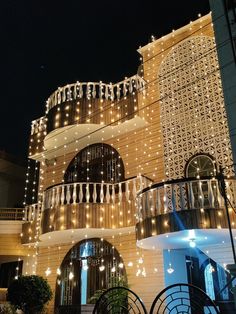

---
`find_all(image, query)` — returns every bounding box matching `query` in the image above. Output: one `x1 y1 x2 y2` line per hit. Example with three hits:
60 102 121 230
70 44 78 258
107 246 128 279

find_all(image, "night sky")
1 0 210 161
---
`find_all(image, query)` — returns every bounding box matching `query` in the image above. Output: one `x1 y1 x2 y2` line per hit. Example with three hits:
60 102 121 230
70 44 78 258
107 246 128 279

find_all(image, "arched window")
54 239 126 311
64 143 125 184
186 154 216 178
185 154 217 208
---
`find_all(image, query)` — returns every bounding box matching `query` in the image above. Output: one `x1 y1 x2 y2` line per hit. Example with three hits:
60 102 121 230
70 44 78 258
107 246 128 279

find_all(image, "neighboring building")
209 0 236 172
0 150 25 208
11 12 236 313
0 151 32 303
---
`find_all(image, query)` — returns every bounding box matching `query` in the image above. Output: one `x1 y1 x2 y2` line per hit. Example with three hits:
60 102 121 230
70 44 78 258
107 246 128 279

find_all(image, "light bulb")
142 268 146 277
45 267 51 276
118 263 124 269
56 267 61 275
136 269 141 277
99 265 105 272
209 265 215 273
111 266 116 273
69 271 74 280
189 240 196 248
167 263 174 274
138 258 143 264
128 261 133 267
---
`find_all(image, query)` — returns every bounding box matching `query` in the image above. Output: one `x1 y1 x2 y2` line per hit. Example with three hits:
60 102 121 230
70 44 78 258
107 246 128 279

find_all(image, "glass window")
186 155 216 178
64 143 125 184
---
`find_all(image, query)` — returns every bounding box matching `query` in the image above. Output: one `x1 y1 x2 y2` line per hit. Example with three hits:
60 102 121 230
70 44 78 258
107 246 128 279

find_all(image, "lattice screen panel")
159 36 233 179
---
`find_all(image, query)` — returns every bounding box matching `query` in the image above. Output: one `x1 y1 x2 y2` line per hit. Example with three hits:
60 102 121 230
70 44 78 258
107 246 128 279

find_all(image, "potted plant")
7 275 52 314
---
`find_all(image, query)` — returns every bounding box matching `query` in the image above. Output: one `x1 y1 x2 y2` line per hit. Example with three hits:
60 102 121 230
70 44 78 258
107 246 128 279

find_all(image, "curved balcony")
22 176 152 245
136 177 236 249
46 75 145 112
29 75 147 160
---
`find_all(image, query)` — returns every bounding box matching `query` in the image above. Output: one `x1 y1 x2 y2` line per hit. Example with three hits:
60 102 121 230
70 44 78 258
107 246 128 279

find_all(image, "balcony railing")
31 116 47 135
44 175 152 210
23 204 41 222
45 75 146 113
136 177 236 220
0 208 24 220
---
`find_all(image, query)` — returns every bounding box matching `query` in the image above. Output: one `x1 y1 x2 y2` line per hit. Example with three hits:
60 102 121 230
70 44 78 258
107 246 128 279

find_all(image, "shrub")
89 275 128 304
7 275 52 314
0 303 16 314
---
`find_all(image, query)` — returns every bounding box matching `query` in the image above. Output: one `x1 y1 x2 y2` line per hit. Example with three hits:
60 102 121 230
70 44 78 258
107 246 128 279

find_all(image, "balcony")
136 177 236 249
22 175 151 245
45 75 145 113
29 75 147 160
0 208 26 235
0 208 24 221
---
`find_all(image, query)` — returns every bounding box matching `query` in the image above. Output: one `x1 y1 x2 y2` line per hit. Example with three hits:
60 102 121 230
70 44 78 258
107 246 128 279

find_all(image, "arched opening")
64 143 125 184
54 238 126 311
201 258 231 302
186 154 216 178
185 154 217 208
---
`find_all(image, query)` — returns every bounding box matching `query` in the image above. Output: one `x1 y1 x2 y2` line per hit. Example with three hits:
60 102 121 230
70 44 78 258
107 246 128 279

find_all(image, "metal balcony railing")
136 177 236 221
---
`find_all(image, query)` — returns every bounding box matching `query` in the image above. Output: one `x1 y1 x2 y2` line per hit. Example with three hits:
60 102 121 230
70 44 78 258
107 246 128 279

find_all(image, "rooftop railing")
30 75 145 136
45 74 146 113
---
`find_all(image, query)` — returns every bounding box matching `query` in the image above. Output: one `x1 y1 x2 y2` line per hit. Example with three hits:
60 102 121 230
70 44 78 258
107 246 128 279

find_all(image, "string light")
99 264 105 272
69 271 74 280
45 267 51 277
23 14 236 297
167 263 174 274
189 239 196 248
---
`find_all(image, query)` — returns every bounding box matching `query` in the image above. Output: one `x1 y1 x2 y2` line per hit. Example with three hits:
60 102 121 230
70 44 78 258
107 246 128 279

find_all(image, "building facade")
18 12 236 313
0 152 32 303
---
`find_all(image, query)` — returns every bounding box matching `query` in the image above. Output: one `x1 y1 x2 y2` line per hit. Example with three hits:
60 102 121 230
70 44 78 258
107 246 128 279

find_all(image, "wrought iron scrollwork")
149 283 220 314
92 286 148 314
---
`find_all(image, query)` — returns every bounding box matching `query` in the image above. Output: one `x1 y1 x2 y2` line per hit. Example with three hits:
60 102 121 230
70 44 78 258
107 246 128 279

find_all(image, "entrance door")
54 238 127 311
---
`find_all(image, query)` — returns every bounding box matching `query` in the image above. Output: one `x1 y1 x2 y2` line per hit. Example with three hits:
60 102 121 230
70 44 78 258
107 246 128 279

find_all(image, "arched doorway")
54 238 126 311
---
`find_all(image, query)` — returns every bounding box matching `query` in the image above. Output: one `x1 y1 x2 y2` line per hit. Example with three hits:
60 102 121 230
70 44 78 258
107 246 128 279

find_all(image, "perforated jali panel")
159 36 234 179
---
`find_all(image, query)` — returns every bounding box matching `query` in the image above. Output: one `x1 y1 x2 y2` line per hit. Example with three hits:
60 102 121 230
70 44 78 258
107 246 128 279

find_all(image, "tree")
7 275 52 314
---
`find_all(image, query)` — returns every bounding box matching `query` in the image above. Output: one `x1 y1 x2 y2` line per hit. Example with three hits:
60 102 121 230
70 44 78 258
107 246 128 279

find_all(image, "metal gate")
92 286 148 314
92 283 220 314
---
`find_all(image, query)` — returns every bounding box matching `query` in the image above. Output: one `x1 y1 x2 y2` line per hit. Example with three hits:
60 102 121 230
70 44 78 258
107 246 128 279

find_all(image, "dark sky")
1 0 210 160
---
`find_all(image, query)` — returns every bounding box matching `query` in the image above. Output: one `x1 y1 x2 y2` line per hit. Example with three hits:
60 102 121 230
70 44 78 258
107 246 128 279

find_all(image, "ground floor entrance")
54 238 126 312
